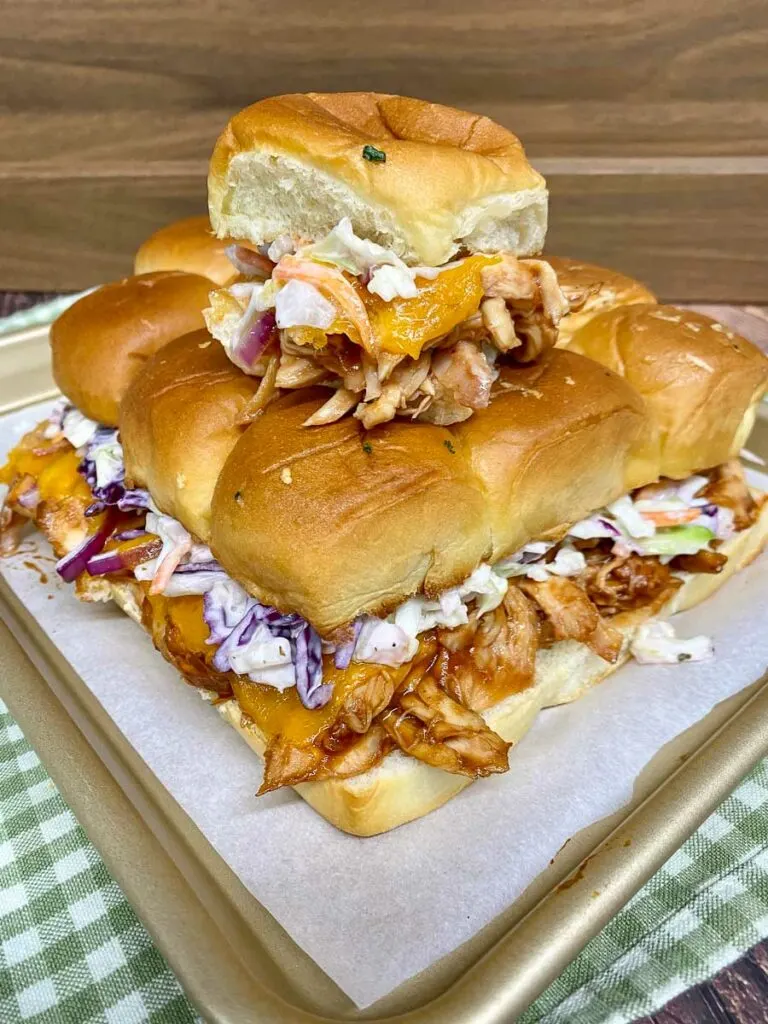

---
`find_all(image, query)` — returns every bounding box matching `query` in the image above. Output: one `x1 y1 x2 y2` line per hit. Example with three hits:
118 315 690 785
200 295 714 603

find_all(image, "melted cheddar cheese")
283 255 498 359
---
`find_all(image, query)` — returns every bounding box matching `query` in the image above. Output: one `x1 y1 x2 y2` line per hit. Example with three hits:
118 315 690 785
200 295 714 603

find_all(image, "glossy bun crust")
209 349 652 634
547 256 656 346
567 304 768 479
120 331 260 542
134 216 239 286
51 272 213 426
208 92 548 266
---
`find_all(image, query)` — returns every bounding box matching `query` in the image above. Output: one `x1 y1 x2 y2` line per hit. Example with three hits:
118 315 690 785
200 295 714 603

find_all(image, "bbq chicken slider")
2 304 768 835
203 92 569 428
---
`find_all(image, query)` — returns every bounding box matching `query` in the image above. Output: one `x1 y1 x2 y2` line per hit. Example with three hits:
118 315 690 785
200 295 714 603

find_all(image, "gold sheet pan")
1 326 767 1023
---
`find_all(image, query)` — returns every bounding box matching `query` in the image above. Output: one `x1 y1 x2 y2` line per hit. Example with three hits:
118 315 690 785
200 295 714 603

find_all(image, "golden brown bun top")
209 349 652 634
568 304 768 478
208 92 547 266
134 216 238 286
120 330 260 542
547 256 657 346
51 272 213 426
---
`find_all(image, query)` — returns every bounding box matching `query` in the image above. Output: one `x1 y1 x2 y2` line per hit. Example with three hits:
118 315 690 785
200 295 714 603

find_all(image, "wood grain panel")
0 178 206 289
545 173 768 302
3 172 766 299
2 0 767 157
2 0 768 294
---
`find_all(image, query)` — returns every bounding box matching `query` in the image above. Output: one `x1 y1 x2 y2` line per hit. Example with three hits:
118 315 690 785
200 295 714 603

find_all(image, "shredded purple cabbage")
519 549 545 565
334 618 362 670
204 589 331 709
112 528 147 542
79 428 151 515
174 560 224 574
294 623 332 709
597 517 621 537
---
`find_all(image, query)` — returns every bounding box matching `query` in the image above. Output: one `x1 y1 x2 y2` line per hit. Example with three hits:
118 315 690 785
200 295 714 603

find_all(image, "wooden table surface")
1 290 767 1023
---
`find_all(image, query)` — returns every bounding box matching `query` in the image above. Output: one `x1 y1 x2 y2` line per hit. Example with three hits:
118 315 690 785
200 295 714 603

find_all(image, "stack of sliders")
2 92 767 837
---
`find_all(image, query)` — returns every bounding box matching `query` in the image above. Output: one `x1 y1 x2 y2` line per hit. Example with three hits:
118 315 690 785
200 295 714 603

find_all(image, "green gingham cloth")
1 297 768 1022
1 696 767 1024
0 699 199 1024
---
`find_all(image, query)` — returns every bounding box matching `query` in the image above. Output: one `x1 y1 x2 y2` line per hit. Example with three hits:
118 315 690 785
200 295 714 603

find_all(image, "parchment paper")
2 400 767 1008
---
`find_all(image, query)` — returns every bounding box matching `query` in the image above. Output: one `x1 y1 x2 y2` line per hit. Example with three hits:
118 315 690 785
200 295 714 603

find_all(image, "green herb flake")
362 440 373 455
362 144 387 163
677 652 692 662
443 439 456 454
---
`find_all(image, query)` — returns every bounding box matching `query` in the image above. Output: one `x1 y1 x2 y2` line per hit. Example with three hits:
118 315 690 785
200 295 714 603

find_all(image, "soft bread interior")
213 496 768 836
214 151 547 266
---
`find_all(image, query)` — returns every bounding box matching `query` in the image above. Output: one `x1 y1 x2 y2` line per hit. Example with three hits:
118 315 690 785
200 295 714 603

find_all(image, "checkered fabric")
523 757 768 1023
0 699 199 1023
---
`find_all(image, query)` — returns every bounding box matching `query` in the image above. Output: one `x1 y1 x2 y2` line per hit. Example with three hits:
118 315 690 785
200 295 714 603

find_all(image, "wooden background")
2 0 767 296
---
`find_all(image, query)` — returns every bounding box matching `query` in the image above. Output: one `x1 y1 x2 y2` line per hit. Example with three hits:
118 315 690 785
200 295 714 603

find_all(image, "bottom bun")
216 496 768 836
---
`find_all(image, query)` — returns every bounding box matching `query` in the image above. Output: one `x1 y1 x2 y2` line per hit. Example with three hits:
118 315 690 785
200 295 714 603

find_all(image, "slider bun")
547 256 656 346
219 498 768 835
120 331 260 542
134 216 239 286
567 304 768 479
51 273 213 426
208 92 547 267
210 349 652 634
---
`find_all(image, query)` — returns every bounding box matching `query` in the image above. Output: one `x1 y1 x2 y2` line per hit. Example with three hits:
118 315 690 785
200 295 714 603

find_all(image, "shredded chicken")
304 388 360 427
260 725 393 793
481 297 520 352
377 352 406 383
142 595 234 697
334 671 398 737
237 352 281 423
0 511 23 554
430 341 496 410
670 550 728 574
582 548 682 617
480 256 568 362
414 341 497 426
380 677 510 778
355 382 402 429
275 353 330 389
702 460 758 531
7 473 40 512
519 576 623 663
36 497 91 560
353 352 432 428
436 586 538 711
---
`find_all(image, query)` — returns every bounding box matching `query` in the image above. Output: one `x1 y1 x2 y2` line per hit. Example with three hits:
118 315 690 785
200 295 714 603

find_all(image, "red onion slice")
233 310 277 370
112 528 147 542
56 511 117 583
225 245 275 279
85 550 126 577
